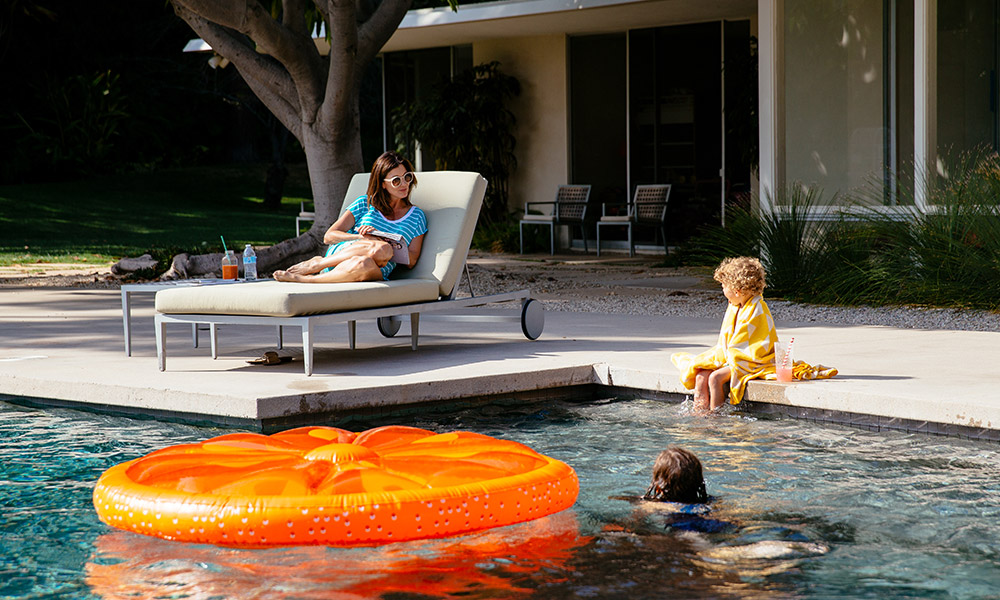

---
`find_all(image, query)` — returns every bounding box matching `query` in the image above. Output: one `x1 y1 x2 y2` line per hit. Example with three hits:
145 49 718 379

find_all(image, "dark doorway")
570 33 628 243
629 22 727 246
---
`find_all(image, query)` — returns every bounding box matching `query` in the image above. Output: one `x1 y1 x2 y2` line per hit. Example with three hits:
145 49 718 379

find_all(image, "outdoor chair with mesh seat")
519 184 591 254
596 184 671 257
296 201 315 235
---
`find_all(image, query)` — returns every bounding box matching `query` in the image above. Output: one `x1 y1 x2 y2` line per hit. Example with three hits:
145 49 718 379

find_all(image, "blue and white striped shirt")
323 195 428 280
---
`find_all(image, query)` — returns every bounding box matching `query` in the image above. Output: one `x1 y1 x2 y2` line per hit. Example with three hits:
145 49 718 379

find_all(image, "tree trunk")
301 100 365 234
161 115 363 280
162 0 411 280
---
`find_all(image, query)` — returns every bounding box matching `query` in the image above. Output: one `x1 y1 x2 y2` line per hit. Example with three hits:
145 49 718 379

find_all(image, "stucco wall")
473 36 569 216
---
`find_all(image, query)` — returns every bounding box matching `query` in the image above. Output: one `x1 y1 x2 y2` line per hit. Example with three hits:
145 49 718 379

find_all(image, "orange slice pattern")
93 425 579 547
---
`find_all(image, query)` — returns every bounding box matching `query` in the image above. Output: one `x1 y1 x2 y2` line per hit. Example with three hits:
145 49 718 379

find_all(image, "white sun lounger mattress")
155 279 441 318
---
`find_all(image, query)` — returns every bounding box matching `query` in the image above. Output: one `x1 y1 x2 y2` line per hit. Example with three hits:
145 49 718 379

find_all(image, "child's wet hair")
713 256 767 296
642 446 708 504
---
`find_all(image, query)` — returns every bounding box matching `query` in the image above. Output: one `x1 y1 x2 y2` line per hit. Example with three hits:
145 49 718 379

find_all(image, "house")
375 0 995 250
190 0 997 251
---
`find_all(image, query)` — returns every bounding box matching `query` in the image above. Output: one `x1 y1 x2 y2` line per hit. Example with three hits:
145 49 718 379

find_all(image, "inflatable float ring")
93 425 579 547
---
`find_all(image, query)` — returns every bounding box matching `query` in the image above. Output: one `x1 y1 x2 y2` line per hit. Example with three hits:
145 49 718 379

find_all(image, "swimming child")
639 447 731 534
643 446 708 504
671 256 778 410
618 447 829 563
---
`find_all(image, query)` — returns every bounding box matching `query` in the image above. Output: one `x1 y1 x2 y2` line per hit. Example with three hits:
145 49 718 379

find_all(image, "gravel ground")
460 253 1000 333
4 254 999 333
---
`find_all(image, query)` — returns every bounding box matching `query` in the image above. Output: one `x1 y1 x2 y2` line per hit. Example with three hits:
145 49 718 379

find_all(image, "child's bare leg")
274 255 384 283
707 366 731 410
693 370 710 411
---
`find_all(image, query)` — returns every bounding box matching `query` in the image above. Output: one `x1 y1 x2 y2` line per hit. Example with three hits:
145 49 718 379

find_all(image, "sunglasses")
384 172 414 188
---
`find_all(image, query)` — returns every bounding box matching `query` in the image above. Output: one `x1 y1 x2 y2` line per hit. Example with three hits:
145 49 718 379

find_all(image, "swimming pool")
2 397 999 599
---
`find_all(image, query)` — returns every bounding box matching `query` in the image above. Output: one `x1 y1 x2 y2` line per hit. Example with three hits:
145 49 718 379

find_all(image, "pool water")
2 397 999 599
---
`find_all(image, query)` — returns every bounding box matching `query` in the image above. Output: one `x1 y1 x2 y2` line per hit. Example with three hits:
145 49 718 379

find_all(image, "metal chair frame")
519 185 592 254
596 184 672 257
296 201 315 234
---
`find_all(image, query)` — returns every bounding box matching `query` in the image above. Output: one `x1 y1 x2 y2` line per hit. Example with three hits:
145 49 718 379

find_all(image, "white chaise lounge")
153 171 544 376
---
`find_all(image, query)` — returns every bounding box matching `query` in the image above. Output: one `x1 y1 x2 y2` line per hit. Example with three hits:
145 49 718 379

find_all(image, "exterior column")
757 0 783 214
914 0 935 212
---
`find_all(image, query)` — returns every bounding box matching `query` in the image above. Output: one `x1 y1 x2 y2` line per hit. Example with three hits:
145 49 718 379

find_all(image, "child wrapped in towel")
671 257 836 411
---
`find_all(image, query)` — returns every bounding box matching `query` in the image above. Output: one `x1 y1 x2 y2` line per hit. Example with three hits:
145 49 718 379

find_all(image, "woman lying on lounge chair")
273 151 428 283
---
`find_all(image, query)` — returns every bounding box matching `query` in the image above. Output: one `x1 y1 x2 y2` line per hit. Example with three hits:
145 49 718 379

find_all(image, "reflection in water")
7 398 1000 599
86 511 588 599
86 507 821 599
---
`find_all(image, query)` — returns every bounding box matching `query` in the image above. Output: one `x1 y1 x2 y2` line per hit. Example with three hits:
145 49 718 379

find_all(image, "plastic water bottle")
243 244 257 280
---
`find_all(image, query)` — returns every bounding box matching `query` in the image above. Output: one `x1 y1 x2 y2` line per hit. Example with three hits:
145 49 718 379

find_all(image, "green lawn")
0 164 314 266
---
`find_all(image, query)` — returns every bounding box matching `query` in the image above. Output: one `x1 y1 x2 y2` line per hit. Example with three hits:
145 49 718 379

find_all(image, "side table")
121 279 270 356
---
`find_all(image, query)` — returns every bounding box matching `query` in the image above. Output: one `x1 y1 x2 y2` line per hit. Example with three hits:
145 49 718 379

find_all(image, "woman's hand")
356 225 376 237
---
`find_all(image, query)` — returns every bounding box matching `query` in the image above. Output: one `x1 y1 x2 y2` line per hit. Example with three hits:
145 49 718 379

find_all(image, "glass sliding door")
629 22 722 243
936 0 999 155
569 33 627 220
783 0 886 203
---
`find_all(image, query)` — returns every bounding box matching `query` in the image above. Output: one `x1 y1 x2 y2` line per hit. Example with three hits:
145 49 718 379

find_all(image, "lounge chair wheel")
520 299 544 340
377 316 402 338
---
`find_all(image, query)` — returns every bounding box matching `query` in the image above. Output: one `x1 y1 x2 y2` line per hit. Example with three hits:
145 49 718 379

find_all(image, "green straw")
220 235 229 253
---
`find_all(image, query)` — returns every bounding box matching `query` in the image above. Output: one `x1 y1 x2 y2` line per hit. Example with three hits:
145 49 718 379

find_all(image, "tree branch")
357 0 411 67
238 0 326 112
174 3 305 139
174 0 326 123
319 0 360 126
282 0 309 37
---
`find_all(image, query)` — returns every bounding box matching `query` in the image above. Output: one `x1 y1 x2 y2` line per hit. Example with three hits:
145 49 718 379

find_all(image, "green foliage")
678 186 842 300
0 165 313 266
471 218 524 253
14 71 129 179
676 149 1000 310
840 149 1000 308
392 62 520 226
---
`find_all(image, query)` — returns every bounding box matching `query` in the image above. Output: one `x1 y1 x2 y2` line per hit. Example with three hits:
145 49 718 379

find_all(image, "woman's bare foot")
285 256 324 275
273 270 308 282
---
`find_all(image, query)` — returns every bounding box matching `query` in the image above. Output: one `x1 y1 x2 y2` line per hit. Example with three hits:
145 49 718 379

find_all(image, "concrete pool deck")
1 255 998 439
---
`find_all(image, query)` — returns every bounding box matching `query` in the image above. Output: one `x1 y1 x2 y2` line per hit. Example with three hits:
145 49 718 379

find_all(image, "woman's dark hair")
642 447 708 503
366 151 417 218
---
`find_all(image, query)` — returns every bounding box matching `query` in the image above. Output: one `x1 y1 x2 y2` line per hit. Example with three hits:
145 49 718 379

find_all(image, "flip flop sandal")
246 351 293 365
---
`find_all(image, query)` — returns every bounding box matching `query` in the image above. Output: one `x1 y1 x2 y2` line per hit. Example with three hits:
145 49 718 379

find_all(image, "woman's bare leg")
274 255 384 283
284 240 392 275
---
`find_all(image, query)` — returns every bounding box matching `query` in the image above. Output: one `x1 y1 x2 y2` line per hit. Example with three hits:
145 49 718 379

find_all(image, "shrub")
677 148 1000 310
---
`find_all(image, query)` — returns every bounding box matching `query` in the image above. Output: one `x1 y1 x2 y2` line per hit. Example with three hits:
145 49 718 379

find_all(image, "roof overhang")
383 0 756 51
184 0 755 55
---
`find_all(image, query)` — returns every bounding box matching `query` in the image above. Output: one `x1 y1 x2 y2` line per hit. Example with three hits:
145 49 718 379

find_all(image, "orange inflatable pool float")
92 425 579 547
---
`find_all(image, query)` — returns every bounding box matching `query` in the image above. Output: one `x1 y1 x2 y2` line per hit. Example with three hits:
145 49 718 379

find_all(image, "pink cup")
775 341 794 382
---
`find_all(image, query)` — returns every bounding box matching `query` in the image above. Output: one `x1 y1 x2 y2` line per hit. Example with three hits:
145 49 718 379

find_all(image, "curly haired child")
671 257 778 410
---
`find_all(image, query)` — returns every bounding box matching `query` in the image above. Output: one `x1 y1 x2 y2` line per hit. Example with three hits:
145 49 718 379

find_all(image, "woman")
274 151 428 283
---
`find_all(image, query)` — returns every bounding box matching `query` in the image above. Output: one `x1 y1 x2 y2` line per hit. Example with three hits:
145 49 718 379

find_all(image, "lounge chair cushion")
156 279 440 317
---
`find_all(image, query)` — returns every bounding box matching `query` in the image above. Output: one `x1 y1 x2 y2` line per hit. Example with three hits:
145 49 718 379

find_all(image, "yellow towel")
670 295 837 405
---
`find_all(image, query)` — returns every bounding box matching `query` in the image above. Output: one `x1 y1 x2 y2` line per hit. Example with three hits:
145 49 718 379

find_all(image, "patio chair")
296 201 315 234
519 184 591 254
154 171 545 376
596 184 671 257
